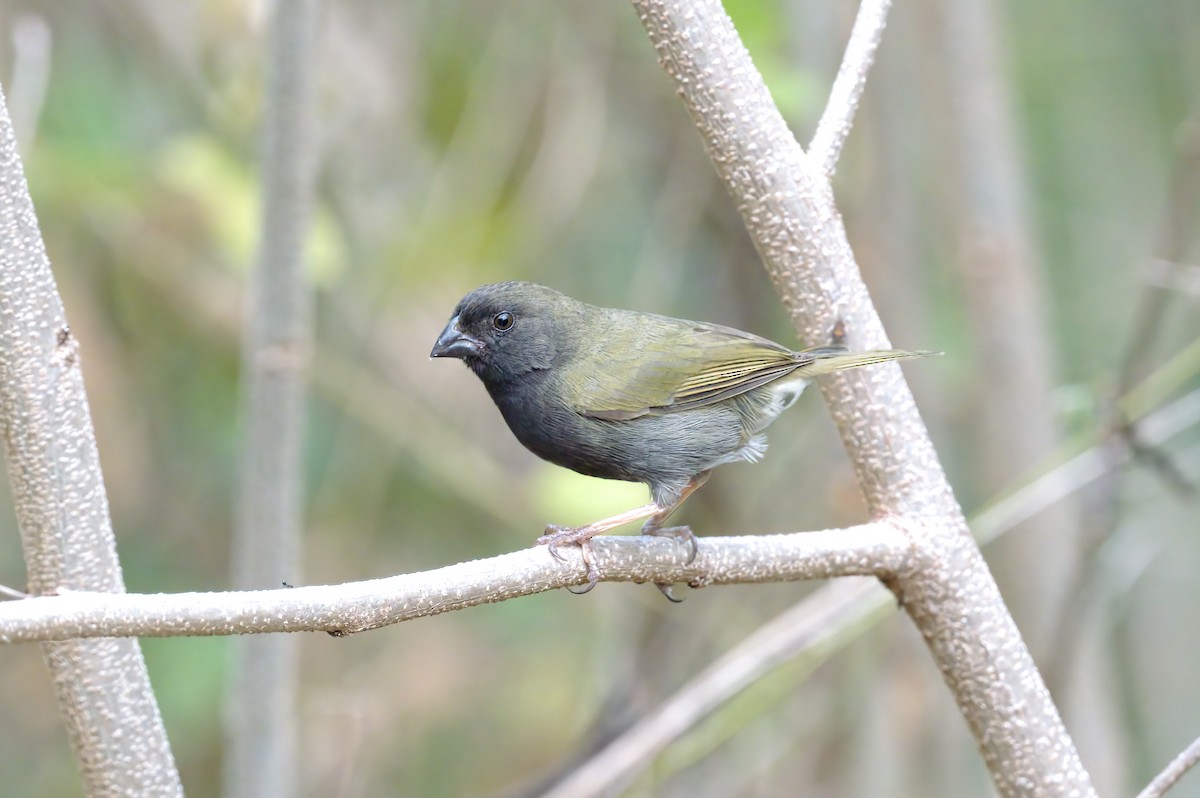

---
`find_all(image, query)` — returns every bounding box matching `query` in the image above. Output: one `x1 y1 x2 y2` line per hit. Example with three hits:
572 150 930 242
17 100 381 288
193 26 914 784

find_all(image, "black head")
430 282 579 385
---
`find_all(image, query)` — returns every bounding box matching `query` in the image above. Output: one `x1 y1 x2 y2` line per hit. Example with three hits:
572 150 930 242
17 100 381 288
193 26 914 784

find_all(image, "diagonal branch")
530 384 1200 797
808 0 894 176
628 1 1094 795
0 524 909 643
540 578 884 798
1136 733 1200 798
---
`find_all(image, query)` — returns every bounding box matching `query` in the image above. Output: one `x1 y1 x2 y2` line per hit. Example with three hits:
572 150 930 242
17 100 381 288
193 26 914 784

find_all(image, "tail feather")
794 346 939 377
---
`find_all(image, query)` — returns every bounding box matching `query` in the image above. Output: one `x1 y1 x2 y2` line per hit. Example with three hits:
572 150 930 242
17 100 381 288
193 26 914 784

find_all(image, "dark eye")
492 311 515 332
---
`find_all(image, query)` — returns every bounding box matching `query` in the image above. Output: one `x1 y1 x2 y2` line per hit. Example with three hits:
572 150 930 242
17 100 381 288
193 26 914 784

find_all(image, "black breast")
485 371 744 490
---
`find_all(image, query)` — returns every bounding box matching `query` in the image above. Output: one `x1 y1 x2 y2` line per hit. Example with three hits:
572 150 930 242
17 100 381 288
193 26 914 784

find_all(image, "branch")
226 3 323 798
540 578 885 798
530 383 1200 797
629 1 1095 795
0 524 908 643
808 0 893 176
0 86 181 792
974 387 1200 545
1137 733 1200 798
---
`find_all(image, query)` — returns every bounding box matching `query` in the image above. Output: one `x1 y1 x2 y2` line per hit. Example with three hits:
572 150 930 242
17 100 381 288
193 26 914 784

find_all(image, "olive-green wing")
572 313 803 421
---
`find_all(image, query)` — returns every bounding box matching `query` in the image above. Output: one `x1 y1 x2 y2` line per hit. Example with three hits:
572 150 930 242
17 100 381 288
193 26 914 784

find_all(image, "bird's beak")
430 315 483 359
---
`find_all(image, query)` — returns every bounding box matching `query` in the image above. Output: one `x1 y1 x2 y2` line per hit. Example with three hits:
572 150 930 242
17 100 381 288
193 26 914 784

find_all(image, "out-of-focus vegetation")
0 1 1197 796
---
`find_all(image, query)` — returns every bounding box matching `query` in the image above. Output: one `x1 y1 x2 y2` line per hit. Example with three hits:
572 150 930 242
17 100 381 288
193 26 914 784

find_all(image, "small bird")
431 282 933 595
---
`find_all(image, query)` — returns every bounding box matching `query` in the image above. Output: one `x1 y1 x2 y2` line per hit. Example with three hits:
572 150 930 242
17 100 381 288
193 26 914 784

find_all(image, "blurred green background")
0 0 1198 796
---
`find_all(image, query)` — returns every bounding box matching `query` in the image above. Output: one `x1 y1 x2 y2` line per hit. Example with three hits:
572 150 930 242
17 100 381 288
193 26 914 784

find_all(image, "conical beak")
430 315 483 359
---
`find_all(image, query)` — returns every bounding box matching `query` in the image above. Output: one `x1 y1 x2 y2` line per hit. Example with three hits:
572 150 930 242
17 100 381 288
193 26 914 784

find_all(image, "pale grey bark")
1136 733 1200 798
808 0 893 177
3 378 1196 646
3 391 1193 795
627 0 1094 794
523 386 1200 798
0 524 908 642
224 3 323 798
0 85 182 795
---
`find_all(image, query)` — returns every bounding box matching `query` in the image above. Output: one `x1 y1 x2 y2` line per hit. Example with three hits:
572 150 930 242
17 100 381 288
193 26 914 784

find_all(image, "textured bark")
0 524 911 642
0 86 181 795
627 0 1095 794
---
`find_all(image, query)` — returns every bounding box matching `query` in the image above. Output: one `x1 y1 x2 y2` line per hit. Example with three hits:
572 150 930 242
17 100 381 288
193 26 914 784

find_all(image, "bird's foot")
538 524 600 561
539 525 601 595
643 525 697 603
644 525 698 564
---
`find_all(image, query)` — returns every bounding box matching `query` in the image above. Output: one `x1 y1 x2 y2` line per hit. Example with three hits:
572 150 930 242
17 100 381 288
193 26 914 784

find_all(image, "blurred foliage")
0 1 1197 796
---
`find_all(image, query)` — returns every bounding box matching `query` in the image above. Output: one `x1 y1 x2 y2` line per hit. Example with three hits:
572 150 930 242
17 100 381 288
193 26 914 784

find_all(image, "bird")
430 281 934 596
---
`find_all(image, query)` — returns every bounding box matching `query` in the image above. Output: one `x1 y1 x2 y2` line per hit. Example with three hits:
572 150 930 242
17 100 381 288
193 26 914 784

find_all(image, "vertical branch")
0 87 181 794
628 0 1095 794
223 3 323 798
808 0 894 177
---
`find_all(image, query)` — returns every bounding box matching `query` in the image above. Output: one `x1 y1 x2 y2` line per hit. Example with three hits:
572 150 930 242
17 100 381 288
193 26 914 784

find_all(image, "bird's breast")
486 373 750 489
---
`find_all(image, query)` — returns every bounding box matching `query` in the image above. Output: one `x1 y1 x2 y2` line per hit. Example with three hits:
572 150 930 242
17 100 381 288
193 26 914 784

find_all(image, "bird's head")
430 281 577 385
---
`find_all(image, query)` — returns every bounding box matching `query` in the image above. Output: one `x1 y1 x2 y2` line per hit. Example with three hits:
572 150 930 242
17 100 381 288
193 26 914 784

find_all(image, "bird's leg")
642 471 711 602
538 502 662 559
539 503 662 595
564 541 600 596
642 471 711 565
538 471 712 599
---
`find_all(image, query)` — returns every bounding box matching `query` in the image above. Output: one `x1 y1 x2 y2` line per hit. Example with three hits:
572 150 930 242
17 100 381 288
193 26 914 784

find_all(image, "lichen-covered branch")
0 86 181 794
628 0 1095 794
0 524 908 643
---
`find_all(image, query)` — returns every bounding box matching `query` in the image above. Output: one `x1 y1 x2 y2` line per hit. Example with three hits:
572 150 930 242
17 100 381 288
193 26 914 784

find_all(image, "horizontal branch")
0 523 910 644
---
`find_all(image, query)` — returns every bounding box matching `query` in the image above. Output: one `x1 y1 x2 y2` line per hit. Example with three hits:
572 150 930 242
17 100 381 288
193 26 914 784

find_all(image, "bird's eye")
492 311 515 332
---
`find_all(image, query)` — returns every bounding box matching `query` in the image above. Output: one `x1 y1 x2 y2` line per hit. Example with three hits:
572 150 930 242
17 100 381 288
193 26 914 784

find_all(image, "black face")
430 282 566 386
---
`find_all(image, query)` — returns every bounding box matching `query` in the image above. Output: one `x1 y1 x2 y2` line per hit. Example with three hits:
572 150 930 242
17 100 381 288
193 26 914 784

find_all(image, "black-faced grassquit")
431 282 934 594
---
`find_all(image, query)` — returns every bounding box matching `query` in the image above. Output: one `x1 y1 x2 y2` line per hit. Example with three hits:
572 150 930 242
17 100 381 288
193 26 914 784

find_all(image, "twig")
0 524 909 643
529 386 1200 798
973 388 1200 545
0 584 28 600
225 3 323 798
540 579 886 798
1118 111 1200 392
1136 733 1200 798
0 84 182 792
1043 106 1200 698
808 0 894 176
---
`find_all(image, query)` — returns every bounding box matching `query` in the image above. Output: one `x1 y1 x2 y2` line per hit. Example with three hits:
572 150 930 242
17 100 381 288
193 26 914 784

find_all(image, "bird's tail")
793 346 939 377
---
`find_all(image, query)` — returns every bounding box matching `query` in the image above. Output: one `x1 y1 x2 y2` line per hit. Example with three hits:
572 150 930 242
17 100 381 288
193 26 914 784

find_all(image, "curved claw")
539 526 601 595
545 539 567 564
656 583 684 603
681 530 698 564
567 576 598 595
647 525 698 564
538 525 574 563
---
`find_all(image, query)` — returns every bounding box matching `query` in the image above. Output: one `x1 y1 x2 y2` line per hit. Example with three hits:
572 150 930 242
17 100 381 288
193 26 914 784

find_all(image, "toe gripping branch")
537 524 699 601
